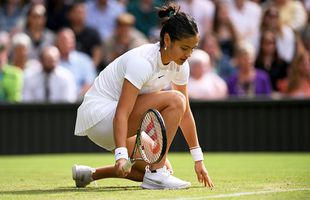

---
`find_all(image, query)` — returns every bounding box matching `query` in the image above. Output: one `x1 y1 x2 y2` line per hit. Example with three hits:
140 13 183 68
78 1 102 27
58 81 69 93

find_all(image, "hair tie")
168 10 175 18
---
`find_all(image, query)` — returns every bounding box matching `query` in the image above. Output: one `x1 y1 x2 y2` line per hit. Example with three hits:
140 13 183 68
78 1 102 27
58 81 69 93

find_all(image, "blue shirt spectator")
59 50 96 97
200 33 236 81
56 28 96 99
0 1 25 33
85 0 125 41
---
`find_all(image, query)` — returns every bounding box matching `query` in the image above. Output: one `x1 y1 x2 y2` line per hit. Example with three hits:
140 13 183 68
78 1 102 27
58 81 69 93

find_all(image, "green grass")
0 153 309 200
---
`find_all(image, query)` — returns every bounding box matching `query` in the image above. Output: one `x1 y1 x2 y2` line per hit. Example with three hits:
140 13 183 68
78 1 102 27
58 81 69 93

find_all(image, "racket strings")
140 112 163 164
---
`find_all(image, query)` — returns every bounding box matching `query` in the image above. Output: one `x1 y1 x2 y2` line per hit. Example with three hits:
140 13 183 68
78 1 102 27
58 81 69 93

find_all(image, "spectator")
103 12 149 64
23 46 77 103
0 31 23 102
301 20 310 53
67 1 102 70
266 0 308 32
255 30 289 92
9 32 41 73
127 0 162 39
227 42 272 98
212 1 239 59
55 28 96 99
23 3 55 60
188 49 227 100
228 0 262 44
285 50 310 98
199 33 236 81
0 0 25 34
256 5 296 63
85 0 125 41
178 0 215 36
45 0 70 32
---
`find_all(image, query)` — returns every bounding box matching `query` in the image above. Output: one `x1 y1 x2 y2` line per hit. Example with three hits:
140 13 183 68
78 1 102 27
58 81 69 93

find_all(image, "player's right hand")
115 158 130 177
194 160 214 189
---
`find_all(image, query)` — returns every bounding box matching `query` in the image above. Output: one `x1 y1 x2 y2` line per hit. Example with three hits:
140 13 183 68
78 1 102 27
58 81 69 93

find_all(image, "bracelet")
114 147 128 161
190 147 204 161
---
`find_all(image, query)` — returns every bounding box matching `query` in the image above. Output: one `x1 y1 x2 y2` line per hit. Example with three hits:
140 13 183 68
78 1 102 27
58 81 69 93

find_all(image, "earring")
164 46 167 50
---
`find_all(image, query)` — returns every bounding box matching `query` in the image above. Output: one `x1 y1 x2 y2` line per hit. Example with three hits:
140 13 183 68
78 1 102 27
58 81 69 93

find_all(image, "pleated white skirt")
74 86 118 137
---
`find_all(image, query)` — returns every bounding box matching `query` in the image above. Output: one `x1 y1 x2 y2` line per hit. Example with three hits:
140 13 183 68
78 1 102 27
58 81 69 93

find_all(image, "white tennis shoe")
141 166 191 189
72 164 95 188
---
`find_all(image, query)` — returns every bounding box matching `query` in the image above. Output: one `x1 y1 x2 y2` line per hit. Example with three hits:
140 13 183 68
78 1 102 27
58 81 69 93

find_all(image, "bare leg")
92 158 173 182
92 137 145 181
127 90 186 170
93 165 144 181
91 136 174 182
91 91 184 181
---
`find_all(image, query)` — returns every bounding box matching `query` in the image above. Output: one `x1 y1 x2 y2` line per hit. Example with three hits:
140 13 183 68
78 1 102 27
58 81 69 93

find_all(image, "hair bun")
168 10 176 18
157 3 180 19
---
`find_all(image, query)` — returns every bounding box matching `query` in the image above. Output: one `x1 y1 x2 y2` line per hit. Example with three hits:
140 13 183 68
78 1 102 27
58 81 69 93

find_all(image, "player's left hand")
115 158 130 177
194 160 214 189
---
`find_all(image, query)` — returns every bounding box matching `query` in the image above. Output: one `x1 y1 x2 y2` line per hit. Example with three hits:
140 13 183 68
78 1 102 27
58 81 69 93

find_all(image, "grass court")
0 153 309 200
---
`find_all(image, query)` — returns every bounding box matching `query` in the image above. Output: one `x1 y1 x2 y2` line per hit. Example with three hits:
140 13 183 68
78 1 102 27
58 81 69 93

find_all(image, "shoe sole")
141 179 191 190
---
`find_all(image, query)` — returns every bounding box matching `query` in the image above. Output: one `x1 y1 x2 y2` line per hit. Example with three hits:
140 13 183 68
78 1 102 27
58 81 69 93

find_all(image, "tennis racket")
123 108 167 172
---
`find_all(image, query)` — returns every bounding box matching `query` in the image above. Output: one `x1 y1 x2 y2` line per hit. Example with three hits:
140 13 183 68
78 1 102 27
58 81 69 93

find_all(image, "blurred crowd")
0 0 310 103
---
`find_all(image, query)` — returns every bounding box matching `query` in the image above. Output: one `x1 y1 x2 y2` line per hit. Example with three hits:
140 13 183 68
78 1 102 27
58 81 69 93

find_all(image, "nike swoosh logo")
144 177 163 185
158 75 165 79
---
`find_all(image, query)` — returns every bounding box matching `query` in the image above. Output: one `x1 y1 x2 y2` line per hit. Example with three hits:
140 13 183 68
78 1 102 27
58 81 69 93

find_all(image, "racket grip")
123 160 134 173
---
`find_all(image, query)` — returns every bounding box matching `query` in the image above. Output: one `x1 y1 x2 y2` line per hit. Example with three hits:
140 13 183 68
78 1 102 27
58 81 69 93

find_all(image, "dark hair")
25 4 47 29
157 2 198 48
212 2 238 56
67 0 85 12
255 29 283 66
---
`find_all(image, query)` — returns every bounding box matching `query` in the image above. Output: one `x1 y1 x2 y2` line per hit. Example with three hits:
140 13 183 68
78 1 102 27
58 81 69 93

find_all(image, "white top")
22 66 77 103
228 0 262 44
85 0 125 40
188 73 227 100
179 0 215 36
75 43 189 135
59 51 96 97
276 26 296 62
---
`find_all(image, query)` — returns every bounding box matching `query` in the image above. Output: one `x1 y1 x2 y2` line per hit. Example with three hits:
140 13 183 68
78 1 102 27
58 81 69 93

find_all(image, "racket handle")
123 160 135 173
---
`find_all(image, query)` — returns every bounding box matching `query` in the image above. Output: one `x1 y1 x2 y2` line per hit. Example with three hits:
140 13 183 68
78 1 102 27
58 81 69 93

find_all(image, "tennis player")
73 2 214 190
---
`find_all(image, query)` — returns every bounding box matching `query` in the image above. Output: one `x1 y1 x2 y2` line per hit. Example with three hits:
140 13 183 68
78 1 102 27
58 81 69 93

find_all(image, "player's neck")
160 49 170 65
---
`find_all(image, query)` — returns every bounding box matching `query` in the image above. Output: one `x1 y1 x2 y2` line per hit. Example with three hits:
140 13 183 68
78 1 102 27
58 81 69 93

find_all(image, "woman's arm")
172 83 214 188
114 79 140 147
171 83 199 148
113 79 139 177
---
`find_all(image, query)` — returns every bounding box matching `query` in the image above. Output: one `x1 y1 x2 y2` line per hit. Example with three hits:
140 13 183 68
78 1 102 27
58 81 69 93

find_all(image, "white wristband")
114 147 128 161
190 147 204 161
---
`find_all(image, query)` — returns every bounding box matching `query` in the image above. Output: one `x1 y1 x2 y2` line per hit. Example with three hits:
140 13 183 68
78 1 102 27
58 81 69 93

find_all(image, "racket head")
137 108 167 165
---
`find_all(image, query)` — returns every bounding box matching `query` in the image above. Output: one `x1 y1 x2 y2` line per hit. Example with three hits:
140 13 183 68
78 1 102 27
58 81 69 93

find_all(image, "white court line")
160 188 310 200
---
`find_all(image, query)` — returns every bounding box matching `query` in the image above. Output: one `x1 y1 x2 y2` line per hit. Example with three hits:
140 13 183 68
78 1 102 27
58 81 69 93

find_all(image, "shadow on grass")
1 186 201 195
0 186 143 195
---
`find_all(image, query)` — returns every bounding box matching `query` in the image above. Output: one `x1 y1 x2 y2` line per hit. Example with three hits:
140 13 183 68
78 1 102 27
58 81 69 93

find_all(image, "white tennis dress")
74 43 189 149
